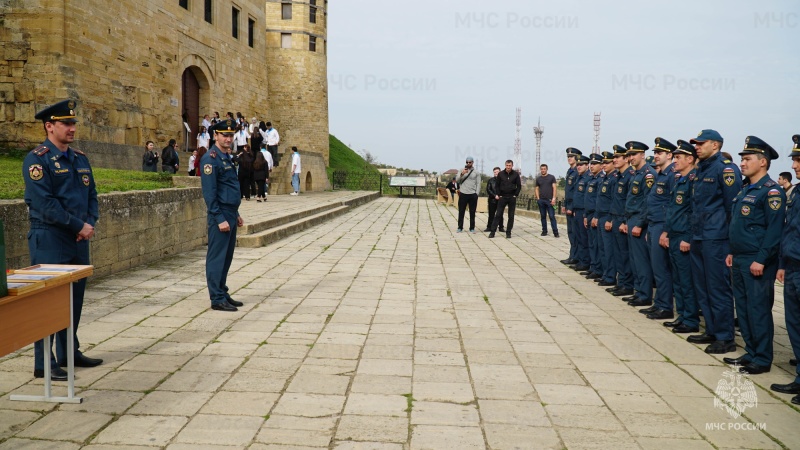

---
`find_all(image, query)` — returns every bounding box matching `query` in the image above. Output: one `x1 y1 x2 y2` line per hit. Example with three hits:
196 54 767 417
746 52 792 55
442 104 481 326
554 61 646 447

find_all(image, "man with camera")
456 157 480 233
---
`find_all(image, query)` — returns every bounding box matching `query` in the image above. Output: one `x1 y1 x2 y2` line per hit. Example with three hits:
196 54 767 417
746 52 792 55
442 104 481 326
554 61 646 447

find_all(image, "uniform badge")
676 194 683 205
588 186 594 193
656 186 664 195
82 174 90 186
601 186 607 193
768 189 781 196
579 185 584 192
203 164 213 175
617 186 623 194
55 162 61 169
631 186 639 195
645 174 655 189
741 205 751 216
769 197 782 211
723 168 735 187
28 164 44 181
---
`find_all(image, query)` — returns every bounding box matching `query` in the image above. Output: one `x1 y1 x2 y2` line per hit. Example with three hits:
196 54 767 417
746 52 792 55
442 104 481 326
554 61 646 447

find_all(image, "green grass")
328 134 380 177
0 154 174 199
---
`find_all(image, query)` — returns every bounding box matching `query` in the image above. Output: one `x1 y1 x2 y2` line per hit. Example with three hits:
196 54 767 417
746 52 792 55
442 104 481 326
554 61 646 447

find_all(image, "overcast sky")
327 0 799 179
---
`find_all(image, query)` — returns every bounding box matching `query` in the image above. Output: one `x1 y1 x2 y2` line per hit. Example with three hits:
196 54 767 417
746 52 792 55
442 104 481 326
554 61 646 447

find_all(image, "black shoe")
579 271 593 276
573 265 589 271
499 228 505 233
792 395 800 405
723 355 751 366
791 359 798 366
506 233 511 239
227 298 244 307
628 299 652 307
622 295 637 302
611 288 634 297
739 363 770 375
483 228 492 232
554 233 560 238
647 309 675 320
663 320 683 328
586 273 602 280
560 259 573 265
638 306 658 314
488 232 495 238
672 324 700 334
541 231 548 236
598 280 616 287
33 366 68 381
687 334 716 344
73 354 103 368
211 302 238 312
705 340 737 354
771 382 800 395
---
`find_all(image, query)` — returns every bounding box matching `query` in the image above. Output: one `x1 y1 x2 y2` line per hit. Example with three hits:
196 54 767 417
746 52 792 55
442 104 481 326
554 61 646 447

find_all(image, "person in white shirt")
233 125 250 154
260 144 274 198
263 122 280 163
201 115 212 129
291 146 301 195
188 149 198 176
197 126 210 150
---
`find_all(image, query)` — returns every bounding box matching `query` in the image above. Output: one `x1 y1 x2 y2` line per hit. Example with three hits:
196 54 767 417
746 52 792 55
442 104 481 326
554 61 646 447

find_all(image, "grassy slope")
328 134 379 176
0 155 174 200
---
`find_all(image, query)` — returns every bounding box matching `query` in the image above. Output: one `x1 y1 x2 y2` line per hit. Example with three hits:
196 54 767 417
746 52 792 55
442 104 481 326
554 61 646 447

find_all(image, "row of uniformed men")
559 129 800 404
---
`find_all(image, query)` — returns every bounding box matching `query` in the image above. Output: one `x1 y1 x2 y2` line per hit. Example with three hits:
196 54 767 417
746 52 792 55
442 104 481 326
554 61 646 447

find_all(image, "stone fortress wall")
0 0 330 193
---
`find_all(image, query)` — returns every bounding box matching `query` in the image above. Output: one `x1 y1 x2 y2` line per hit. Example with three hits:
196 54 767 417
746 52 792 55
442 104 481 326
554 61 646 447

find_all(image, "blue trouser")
600 215 616 283
732 255 777 366
538 200 558 235
567 205 577 260
669 235 699 328
29 228 90 370
628 224 653 300
784 261 800 383
691 239 735 341
206 209 238 305
612 215 633 289
573 209 589 266
648 222 673 311
291 173 300 193
587 215 601 274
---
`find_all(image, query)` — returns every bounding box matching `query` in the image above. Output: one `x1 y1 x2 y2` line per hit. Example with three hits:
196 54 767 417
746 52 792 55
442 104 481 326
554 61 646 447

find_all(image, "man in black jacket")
489 160 521 238
484 167 505 232
161 139 179 174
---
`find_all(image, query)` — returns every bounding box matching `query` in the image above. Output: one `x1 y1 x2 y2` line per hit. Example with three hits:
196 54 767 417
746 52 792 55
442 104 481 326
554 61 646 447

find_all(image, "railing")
328 170 440 197
517 194 565 215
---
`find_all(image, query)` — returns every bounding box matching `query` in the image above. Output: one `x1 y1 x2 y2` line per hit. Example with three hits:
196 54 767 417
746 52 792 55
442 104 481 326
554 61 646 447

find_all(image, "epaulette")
32 145 49 156
209 150 217 158
764 180 777 187
73 148 86 156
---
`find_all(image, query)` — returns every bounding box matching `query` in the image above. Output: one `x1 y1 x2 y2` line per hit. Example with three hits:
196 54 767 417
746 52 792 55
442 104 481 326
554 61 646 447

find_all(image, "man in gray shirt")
456 156 481 233
535 164 560 237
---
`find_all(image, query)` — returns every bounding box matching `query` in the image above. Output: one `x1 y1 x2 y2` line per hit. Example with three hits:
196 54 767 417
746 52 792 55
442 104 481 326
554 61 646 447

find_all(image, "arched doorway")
305 172 313 191
182 68 200 150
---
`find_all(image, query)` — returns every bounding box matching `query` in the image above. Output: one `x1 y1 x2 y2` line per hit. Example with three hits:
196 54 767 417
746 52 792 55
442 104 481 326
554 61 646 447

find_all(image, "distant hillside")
328 135 379 176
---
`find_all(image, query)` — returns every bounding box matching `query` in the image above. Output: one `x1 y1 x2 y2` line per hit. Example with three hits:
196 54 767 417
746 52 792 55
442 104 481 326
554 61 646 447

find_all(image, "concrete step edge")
236 205 351 248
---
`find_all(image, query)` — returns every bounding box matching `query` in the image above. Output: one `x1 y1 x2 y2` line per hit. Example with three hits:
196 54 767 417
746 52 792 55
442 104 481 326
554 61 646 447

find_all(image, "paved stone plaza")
1 196 799 449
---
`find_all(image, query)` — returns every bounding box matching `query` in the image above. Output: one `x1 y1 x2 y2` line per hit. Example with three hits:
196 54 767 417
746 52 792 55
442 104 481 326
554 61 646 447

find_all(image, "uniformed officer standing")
624 141 656 307
583 154 604 279
723 137 784 374
607 145 635 297
662 140 701 334
571 155 591 270
23 99 103 380
771 134 800 403
688 129 742 354
202 119 245 312
596 151 617 286
640 138 676 320
561 148 581 265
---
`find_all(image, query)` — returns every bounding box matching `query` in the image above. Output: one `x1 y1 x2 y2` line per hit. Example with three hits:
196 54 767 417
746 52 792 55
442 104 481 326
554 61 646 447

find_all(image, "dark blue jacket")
573 171 589 209
666 169 696 241
647 163 675 224
729 176 785 265
200 146 242 225
585 172 602 219
691 152 742 240
781 186 800 267
565 166 578 209
626 164 657 228
597 170 615 220
612 166 635 216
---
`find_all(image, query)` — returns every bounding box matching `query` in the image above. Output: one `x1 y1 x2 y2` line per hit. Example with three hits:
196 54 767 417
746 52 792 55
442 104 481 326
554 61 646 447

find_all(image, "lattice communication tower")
533 117 544 170
514 108 522 173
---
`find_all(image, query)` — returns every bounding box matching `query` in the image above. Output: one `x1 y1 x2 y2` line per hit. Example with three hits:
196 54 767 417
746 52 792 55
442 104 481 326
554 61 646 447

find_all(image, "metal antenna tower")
533 117 544 170
592 112 601 154
514 107 522 173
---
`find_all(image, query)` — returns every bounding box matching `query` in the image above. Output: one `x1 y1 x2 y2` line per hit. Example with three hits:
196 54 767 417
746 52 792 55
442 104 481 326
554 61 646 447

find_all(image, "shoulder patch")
203 164 213 175
768 188 781 196
645 173 655 179
28 164 44 181
722 167 735 173
209 150 217 159
32 145 49 156
72 148 85 156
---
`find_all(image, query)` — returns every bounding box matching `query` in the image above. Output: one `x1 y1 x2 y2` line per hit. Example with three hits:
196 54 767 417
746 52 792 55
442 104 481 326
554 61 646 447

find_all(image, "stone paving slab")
1 197 798 449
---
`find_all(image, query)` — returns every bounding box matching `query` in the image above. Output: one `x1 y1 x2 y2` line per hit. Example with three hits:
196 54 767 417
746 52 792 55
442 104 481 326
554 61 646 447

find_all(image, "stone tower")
265 0 329 169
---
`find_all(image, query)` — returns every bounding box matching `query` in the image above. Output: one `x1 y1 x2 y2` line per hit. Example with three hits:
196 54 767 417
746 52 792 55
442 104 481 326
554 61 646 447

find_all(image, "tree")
360 149 378 166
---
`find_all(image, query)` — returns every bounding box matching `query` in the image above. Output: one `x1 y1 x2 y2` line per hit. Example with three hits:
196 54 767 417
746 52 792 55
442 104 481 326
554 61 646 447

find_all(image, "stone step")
237 204 350 248
239 201 343 235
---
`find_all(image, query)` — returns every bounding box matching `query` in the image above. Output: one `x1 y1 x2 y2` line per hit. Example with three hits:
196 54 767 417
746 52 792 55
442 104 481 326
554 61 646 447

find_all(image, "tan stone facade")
0 0 329 191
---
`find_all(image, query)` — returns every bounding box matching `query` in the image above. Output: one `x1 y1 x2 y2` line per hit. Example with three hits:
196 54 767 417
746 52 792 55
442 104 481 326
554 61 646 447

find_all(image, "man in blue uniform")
608 145 635 297
583 154 604 279
571 155 591 270
624 141 656 307
202 119 245 312
662 140 701 333
640 138 676 320
688 129 742 354
722 137 784 374
596 152 617 286
771 134 800 402
561 148 581 265
23 99 103 381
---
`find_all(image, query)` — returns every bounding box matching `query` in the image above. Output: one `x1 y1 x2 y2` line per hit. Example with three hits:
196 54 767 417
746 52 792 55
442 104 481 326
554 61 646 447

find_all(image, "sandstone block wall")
0 187 207 278
270 148 330 194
